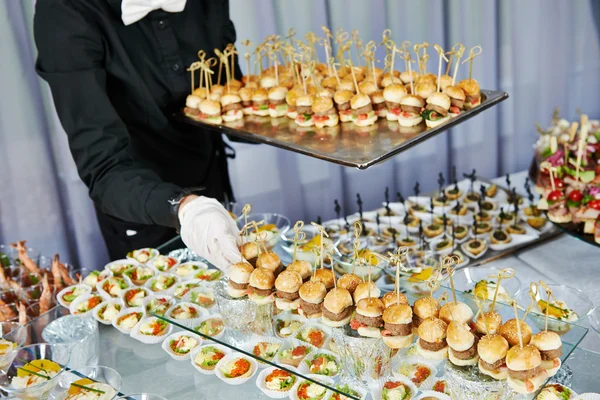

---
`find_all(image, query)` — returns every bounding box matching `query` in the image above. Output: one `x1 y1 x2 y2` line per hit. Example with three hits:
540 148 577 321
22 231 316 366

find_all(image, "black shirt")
34 0 241 228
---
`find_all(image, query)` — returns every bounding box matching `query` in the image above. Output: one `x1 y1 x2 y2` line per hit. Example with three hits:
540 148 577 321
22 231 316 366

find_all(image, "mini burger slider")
274 270 303 311
310 268 336 290
506 344 548 394
311 97 339 128
337 273 362 294
238 87 254 115
286 260 312 282
298 280 327 319
256 251 282 276
412 296 440 331
350 93 377 127
447 321 479 366
417 317 449 360
251 88 269 116
444 85 466 117
197 99 222 125
353 281 381 304
422 92 451 128
458 78 481 109
438 301 474 326
268 86 288 118
333 90 354 122
239 242 259 267
285 88 303 120
475 311 503 336
500 318 532 347
381 303 413 349
295 94 315 127
530 331 562 377
381 291 408 308
383 84 408 121
477 334 509 380
397 95 425 127
350 297 384 338
248 267 275 305
220 93 243 122
227 262 254 298
321 287 354 327
370 90 387 119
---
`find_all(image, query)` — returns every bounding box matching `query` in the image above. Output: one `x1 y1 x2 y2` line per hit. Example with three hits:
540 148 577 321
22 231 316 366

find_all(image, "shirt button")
158 20 166 29
172 63 180 72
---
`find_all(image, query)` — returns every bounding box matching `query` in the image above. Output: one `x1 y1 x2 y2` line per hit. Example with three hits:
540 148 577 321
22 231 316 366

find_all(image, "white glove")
179 196 241 272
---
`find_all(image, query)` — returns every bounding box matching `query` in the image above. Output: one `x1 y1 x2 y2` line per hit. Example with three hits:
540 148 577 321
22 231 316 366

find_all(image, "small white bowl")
96 276 130 300
161 331 203 361
57 284 91 308
288 374 335 400
145 274 180 296
294 322 332 349
172 261 209 279
370 374 419 400
391 359 438 390
112 306 145 334
130 316 173 344
104 259 140 278
255 366 300 399
151 255 180 273
121 287 151 308
165 302 208 329
214 352 258 385
193 314 225 341
244 335 284 368
415 391 451 400
190 344 232 375
274 314 306 339
69 293 104 318
126 248 159 265
297 348 341 379
93 299 124 325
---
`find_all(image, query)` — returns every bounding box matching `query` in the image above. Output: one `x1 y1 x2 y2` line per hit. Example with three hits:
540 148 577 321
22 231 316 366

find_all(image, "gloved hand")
179 196 242 271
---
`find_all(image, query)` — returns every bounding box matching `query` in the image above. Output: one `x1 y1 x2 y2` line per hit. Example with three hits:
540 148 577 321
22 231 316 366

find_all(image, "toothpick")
523 282 539 321
434 44 449 92
443 256 457 304
241 204 251 244
367 261 372 299
569 122 579 143
475 292 490 335
292 221 305 263
348 61 360 94
451 45 465 86
215 48 224 86
187 61 202 94
575 114 589 181
490 268 515 312
511 299 524 348
406 50 415 94
461 45 482 81
352 221 362 275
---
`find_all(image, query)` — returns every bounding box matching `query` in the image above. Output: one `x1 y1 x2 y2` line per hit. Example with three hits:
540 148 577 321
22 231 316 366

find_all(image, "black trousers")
95 205 178 261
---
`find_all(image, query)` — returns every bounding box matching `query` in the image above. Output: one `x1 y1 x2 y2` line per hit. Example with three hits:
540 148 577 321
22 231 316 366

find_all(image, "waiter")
34 0 242 270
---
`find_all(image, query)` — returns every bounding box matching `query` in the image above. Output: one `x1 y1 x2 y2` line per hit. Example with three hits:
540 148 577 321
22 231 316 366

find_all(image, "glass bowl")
0 324 28 370
0 303 21 323
52 365 122 399
517 284 593 335
0 289 21 305
281 224 338 264
451 266 522 311
0 343 70 399
332 237 387 281
589 305 600 338
116 394 167 400
385 250 443 297
236 213 290 249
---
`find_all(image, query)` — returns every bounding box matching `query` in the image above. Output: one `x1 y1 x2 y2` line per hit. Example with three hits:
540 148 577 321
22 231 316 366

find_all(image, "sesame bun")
268 86 288 101
260 75 277 89
186 95 202 108
439 301 474 325
316 88 334 99
333 90 354 105
444 85 466 101
296 94 314 107
240 242 259 261
356 297 384 318
382 291 408 308
413 296 440 319
192 87 207 98
358 80 378 95
500 319 532 347
310 268 335 289
418 73 437 83
478 334 509 364
458 79 480 97
400 94 425 108
506 344 541 371
311 97 334 114
426 92 451 110
228 262 254 284
286 260 312 281
417 317 448 343
475 311 503 335
383 334 414 349
415 81 436 100
370 90 385 104
249 268 275 290
446 321 475 352
350 93 372 110
199 99 221 116
274 270 303 293
298 281 327 304
337 274 362 294
382 303 412 325
530 331 562 351
220 93 241 107
400 70 418 84
338 79 357 92
437 75 454 91
322 76 339 90
256 251 281 272
353 281 381 303
323 287 353 314
383 84 408 103
239 87 254 102
285 89 298 106
252 88 268 102
381 75 402 88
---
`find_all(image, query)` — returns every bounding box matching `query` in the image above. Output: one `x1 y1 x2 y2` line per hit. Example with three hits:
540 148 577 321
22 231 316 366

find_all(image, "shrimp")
51 255 65 292
0 268 10 291
40 274 53 315
0 298 17 321
10 241 42 277
18 302 27 326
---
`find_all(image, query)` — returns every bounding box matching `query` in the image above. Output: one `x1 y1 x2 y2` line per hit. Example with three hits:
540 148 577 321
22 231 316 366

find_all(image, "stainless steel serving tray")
173 89 508 169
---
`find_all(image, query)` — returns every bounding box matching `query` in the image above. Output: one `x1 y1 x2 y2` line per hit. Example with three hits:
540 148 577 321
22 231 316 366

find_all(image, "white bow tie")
121 0 187 26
